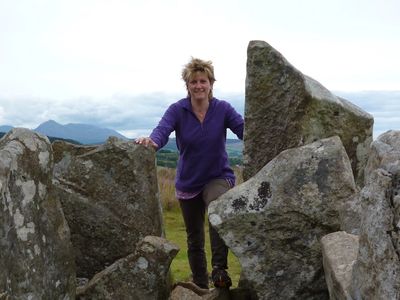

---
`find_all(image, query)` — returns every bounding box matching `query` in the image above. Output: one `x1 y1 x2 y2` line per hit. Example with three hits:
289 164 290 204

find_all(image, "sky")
0 0 399 139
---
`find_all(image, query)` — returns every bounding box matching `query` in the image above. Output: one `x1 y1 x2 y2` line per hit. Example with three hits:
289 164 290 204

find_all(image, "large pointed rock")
243 40 373 186
52 137 164 278
0 128 75 299
76 236 179 300
209 136 357 299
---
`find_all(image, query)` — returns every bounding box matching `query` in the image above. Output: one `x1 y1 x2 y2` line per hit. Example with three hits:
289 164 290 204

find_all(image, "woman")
136 58 244 289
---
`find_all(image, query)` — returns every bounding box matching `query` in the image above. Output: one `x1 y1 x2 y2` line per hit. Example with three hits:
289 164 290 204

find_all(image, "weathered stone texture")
0 128 75 299
364 130 400 182
170 286 203 300
171 282 253 299
350 131 400 299
321 231 359 300
52 137 164 278
76 236 179 300
209 136 357 300
243 40 373 186
351 169 400 299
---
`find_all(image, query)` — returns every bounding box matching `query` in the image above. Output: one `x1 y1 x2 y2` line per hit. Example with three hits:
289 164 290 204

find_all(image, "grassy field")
158 167 243 287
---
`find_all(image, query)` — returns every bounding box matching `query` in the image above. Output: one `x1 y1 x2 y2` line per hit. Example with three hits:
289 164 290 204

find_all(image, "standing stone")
76 236 179 300
321 231 359 300
0 128 75 299
364 130 400 182
350 169 400 299
350 131 400 299
209 136 357 300
243 40 373 186
52 137 164 278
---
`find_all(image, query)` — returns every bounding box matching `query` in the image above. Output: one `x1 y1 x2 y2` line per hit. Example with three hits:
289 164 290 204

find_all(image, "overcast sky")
0 0 399 138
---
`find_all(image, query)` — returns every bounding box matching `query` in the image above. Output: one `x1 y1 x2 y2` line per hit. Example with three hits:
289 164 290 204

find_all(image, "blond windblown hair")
181 57 216 99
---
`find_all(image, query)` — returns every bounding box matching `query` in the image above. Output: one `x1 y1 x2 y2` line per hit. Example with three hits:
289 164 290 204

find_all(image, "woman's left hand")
135 137 158 149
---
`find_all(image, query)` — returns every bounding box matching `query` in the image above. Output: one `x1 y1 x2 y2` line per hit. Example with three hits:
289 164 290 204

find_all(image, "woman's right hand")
135 137 158 149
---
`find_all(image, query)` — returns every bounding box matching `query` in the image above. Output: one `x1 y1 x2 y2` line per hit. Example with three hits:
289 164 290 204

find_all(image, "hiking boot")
211 268 232 288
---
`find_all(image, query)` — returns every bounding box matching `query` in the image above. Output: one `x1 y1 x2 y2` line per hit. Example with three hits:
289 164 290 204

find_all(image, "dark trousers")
179 179 230 288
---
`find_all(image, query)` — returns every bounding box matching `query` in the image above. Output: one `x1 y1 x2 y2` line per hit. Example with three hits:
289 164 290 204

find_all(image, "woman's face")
187 72 212 102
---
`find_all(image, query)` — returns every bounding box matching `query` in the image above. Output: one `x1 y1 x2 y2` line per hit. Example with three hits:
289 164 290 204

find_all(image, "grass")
158 167 243 287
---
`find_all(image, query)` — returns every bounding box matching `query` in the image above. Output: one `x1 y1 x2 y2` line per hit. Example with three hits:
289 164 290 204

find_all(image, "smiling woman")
135 57 244 290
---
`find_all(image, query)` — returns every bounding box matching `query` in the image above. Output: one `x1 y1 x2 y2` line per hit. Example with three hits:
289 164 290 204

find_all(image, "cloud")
2 0 398 101
336 91 400 139
0 92 176 135
0 87 398 141
0 91 245 138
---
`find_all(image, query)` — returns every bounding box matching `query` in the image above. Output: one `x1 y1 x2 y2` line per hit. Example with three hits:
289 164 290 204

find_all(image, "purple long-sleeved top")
150 97 244 193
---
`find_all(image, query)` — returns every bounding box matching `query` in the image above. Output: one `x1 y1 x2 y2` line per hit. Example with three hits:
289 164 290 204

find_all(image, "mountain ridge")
0 120 127 145
0 120 243 148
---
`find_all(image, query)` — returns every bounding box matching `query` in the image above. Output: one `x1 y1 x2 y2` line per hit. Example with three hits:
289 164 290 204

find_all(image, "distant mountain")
0 125 13 132
33 120 128 144
0 131 81 145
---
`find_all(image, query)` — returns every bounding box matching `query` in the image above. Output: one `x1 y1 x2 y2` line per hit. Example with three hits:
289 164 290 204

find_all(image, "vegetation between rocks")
158 166 243 287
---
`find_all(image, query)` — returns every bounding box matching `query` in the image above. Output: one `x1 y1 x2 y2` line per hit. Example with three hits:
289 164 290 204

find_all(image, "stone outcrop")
350 131 400 299
209 136 357 299
170 283 253 300
0 128 75 299
6 41 400 300
171 285 203 300
322 131 400 299
321 231 359 300
243 40 373 186
76 236 179 300
52 137 164 278
364 130 400 182
351 169 400 299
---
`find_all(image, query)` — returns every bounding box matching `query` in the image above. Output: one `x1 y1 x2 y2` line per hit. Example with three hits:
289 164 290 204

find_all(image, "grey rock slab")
209 136 357 299
243 40 373 186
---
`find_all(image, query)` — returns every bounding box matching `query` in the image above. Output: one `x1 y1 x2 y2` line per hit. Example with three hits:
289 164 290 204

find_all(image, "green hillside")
157 138 243 168
0 131 242 168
